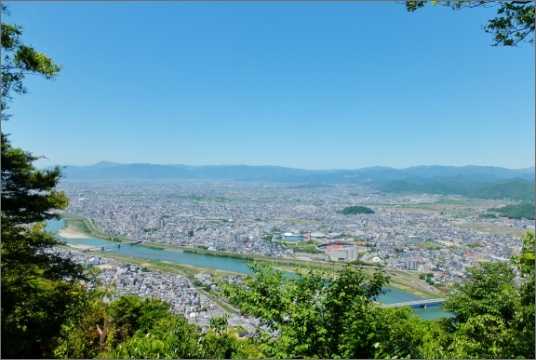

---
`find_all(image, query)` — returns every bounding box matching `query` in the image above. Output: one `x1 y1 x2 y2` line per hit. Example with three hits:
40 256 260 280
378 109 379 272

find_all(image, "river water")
47 219 448 320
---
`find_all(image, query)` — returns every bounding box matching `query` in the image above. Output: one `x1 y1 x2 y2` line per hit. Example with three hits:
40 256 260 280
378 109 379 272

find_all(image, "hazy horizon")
51 160 535 172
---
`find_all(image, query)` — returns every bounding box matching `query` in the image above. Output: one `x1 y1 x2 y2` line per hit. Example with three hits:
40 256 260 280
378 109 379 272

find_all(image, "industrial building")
317 242 358 261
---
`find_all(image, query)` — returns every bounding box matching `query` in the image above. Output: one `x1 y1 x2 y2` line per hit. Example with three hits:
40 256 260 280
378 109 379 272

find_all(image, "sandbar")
58 227 91 239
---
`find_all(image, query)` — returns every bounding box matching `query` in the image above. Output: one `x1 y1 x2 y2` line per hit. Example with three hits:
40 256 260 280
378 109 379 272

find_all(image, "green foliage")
106 295 172 346
468 182 535 202
1 5 62 120
489 202 535 220
197 244 209 250
338 205 375 215
291 245 324 254
441 257 534 358
510 231 535 356
1 135 69 227
53 287 111 359
415 242 442 250
53 293 258 359
219 262 437 359
466 243 482 248
379 180 476 195
379 179 535 201
183 248 255 261
1 8 87 354
136 244 164 250
405 1 535 47
193 279 212 292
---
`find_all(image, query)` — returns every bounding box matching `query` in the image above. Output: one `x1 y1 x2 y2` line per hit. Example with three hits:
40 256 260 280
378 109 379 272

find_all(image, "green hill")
489 203 535 220
378 180 534 201
467 181 534 201
338 206 375 215
378 180 477 195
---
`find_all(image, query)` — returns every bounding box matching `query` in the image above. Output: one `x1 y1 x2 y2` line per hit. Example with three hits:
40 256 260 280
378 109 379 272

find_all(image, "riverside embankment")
46 219 449 319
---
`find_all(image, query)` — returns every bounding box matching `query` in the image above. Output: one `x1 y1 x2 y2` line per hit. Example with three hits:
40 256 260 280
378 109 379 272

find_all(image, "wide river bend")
47 219 449 320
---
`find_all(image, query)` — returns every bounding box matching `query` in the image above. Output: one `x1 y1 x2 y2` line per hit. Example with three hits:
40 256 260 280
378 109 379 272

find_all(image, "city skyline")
3 1 534 170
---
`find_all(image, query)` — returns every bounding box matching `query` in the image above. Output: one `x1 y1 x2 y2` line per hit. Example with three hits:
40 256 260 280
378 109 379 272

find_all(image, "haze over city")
2 1 534 170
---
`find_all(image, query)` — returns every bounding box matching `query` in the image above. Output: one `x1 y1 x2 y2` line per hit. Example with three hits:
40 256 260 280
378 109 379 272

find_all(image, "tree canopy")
1 5 84 357
338 205 375 215
1 5 61 120
405 1 535 46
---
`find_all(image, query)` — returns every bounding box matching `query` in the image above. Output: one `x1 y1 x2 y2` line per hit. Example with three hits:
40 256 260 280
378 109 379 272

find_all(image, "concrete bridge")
382 298 445 309
83 240 144 252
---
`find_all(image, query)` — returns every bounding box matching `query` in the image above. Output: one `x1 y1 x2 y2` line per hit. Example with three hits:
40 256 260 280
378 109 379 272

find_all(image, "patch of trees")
379 180 477 195
466 243 482 248
292 246 324 254
136 244 164 251
467 182 535 202
219 241 535 358
405 1 534 47
193 279 212 292
489 203 535 220
338 206 375 215
183 248 255 261
379 180 535 202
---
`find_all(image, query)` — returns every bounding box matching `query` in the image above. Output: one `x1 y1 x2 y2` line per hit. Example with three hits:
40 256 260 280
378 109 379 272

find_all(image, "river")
47 219 448 320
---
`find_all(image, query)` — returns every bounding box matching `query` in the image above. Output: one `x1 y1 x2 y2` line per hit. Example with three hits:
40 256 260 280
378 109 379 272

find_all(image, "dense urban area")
55 180 533 302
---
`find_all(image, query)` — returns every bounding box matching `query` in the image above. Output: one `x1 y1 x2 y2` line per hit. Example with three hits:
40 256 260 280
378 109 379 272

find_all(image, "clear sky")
2 1 534 170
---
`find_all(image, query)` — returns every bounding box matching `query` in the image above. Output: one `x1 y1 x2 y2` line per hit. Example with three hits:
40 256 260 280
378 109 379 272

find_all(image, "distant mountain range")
52 161 534 183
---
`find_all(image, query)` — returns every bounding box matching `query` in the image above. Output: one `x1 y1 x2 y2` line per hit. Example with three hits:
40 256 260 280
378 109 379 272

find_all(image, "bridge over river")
83 240 144 252
382 298 445 309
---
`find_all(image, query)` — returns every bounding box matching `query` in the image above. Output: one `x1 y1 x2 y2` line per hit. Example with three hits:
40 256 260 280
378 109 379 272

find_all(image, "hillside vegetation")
489 203 535 220
378 180 475 195
338 206 375 215
379 180 534 201
467 182 534 201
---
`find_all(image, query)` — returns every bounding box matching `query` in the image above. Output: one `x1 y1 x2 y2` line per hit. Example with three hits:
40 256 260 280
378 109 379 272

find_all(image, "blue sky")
2 1 534 170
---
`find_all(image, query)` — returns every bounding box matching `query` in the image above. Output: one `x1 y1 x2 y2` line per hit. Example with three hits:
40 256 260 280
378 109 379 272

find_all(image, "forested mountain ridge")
488 203 536 220
51 161 534 184
378 179 535 201
467 181 535 201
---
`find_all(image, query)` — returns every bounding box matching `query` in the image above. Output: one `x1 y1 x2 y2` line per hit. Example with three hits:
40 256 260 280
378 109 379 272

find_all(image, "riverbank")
55 215 442 299
61 214 131 243
89 251 246 279
270 262 440 299
58 226 91 239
